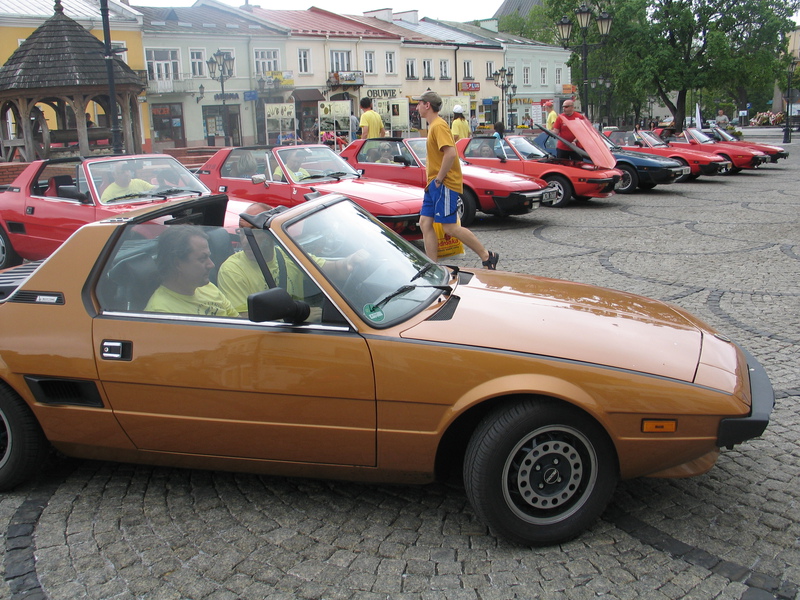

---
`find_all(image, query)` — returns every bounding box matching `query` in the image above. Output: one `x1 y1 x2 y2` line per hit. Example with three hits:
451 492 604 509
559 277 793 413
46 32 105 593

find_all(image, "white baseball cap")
453 104 464 113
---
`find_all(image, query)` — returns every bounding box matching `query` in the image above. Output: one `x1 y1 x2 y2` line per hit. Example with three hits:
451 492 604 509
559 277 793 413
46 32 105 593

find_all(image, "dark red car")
654 127 769 173
0 154 235 270
339 137 557 225
197 145 422 239
456 135 621 207
605 129 731 180
704 126 789 163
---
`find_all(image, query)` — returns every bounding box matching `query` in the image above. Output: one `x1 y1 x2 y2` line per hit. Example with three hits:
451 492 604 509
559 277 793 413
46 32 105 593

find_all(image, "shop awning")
292 88 325 102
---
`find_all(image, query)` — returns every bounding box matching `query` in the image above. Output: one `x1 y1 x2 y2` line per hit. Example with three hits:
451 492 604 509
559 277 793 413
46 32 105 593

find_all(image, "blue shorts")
422 181 459 224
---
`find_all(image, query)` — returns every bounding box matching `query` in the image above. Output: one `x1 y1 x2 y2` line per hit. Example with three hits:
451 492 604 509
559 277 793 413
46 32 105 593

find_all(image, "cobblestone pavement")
2 130 799 600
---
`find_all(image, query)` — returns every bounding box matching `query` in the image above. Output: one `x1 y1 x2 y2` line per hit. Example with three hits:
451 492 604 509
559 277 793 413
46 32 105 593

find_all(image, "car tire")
542 175 573 207
0 226 22 271
459 188 478 227
463 398 618 546
616 164 639 194
719 155 740 174
0 384 50 491
673 158 691 183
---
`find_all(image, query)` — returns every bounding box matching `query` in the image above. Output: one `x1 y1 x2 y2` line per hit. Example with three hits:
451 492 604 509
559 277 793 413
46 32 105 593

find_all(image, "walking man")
415 91 499 269
359 97 385 139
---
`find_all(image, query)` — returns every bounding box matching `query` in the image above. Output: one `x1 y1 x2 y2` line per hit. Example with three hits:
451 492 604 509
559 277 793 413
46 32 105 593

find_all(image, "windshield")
274 146 359 182
507 136 549 159
639 130 668 147
285 200 451 327
713 127 736 141
406 139 428 163
687 129 715 144
87 157 209 204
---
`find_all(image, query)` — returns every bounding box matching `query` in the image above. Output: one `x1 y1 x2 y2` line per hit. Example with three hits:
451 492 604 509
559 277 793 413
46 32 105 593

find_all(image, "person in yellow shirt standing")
545 100 558 130
450 105 471 141
359 97 385 139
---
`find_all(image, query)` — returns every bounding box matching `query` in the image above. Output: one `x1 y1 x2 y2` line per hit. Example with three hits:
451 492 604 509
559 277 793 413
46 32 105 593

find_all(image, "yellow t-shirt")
216 249 325 313
101 179 155 202
359 110 384 138
426 116 463 193
145 283 238 317
272 165 310 182
546 109 558 130
451 118 471 141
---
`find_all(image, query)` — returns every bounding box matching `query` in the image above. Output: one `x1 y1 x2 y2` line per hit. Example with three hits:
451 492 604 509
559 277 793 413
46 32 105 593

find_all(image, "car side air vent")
9 291 65 305
429 295 460 321
24 376 104 408
458 271 474 284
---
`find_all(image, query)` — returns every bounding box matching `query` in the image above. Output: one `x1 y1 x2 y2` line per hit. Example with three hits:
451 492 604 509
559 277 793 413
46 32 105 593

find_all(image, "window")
523 67 530 85
463 60 473 80
386 51 396 74
364 51 375 74
422 59 433 80
440 59 450 79
486 61 494 80
254 49 280 75
556 68 562 85
541 67 547 86
298 49 310 74
406 58 418 80
146 49 180 81
111 41 128 64
190 50 205 77
330 50 351 72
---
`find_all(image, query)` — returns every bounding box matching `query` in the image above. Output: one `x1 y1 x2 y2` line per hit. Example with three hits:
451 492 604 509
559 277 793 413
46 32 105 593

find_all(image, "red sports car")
654 127 769 173
456 135 621 207
704 126 789 163
339 137 557 225
197 145 422 239
605 129 731 180
0 154 241 270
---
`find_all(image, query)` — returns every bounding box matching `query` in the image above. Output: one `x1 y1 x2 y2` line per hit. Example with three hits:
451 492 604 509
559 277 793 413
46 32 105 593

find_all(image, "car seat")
105 252 160 312
206 228 234 284
44 175 73 197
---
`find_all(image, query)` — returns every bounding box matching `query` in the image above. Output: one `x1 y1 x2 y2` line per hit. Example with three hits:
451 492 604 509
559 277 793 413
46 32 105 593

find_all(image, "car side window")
222 150 261 179
34 161 87 202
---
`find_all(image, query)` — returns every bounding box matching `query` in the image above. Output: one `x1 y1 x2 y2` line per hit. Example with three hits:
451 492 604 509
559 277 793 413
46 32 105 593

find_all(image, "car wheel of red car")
0 384 50 491
542 175 573 208
463 398 618 546
616 164 639 194
0 227 22 271
459 189 478 227
673 158 691 183
719 155 740 175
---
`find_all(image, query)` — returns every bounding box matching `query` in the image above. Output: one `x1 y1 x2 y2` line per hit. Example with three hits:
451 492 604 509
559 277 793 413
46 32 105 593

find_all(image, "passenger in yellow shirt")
101 162 155 202
145 226 238 317
272 150 311 182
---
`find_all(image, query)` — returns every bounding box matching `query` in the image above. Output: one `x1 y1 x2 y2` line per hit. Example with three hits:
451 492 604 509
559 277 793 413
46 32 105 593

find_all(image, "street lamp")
492 67 514 126
556 5 612 122
206 50 235 146
590 77 612 128
784 58 798 144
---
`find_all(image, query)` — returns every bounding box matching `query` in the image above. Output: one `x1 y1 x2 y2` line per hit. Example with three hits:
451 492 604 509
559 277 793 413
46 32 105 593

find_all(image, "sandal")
482 251 499 270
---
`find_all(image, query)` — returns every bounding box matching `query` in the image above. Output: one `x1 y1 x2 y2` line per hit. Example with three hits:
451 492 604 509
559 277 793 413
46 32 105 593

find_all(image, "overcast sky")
131 0 501 24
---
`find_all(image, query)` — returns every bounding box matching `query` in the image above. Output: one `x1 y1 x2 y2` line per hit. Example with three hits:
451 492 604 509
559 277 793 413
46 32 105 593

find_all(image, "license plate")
543 189 558 201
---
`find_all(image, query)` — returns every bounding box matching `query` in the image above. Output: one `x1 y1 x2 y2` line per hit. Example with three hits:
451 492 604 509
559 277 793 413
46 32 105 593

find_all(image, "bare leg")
441 222 489 262
419 215 438 261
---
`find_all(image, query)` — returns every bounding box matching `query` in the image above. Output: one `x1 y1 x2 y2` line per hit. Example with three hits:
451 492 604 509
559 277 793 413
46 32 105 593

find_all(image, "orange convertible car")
0 195 772 545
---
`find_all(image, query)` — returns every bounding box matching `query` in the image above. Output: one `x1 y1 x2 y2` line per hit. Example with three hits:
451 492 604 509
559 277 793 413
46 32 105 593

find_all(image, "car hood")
402 271 703 382
460 164 545 188
306 178 423 213
612 149 682 167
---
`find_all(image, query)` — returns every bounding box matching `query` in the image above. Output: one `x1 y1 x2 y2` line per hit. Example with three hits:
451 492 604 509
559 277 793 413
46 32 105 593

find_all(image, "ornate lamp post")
590 77 612 128
556 5 612 122
492 67 514 126
206 50 235 146
784 58 798 144
507 83 518 127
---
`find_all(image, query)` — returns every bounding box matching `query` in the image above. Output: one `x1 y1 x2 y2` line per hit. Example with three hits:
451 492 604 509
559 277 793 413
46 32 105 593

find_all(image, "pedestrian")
551 100 587 160
492 121 505 140
545 101 557 130
451 104 470 141
716 109 730 128
349 112 360 142
415 91 499 269
359 97 385 139
470 113 478 133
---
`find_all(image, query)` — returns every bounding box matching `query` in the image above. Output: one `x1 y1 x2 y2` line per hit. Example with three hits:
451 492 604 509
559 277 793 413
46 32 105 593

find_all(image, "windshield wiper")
105 192 155 202
150 188 205 199
374 283 452 310
410 262 435 282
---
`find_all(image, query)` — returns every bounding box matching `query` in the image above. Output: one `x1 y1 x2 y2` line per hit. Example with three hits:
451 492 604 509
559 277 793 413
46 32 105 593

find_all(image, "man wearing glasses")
552 100 587 160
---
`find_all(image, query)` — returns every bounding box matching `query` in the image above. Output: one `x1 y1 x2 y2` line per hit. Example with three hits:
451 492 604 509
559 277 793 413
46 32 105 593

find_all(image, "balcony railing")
146 75 197 95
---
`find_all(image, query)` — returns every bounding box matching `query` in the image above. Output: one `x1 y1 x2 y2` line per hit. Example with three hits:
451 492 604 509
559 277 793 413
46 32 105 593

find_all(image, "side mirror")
392 156 411 166
251 173 268 185
248 287 310 323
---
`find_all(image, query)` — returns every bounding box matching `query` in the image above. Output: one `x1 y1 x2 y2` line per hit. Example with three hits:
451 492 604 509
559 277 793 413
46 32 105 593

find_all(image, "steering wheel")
339 259 383 306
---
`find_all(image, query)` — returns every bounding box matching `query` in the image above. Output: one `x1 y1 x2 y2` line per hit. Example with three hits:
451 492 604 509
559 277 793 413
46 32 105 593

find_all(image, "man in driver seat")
101 162 155 202
273 150 310 182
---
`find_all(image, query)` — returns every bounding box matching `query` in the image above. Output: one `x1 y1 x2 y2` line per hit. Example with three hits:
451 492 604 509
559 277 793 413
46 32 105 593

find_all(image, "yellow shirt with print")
144 283 238 317
217 249 325 314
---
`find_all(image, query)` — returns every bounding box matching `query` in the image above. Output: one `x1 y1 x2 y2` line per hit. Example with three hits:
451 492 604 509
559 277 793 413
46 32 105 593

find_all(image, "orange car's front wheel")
463 398 618 546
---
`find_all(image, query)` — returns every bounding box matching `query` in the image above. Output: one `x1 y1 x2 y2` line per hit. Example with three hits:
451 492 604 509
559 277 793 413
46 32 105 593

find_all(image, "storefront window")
151 103 185 148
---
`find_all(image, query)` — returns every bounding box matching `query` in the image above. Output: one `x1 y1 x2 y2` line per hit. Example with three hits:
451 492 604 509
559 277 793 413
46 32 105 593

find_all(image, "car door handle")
101 340 132 361
26 206 34 215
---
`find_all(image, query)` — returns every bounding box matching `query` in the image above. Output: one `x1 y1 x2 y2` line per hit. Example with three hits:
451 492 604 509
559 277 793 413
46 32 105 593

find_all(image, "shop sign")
459 82 480 92
367 88 398 98
214 93 240 101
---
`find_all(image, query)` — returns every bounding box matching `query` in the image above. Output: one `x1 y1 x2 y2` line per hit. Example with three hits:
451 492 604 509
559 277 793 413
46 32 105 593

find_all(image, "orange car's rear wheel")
0 384 49 491
464 399 618 546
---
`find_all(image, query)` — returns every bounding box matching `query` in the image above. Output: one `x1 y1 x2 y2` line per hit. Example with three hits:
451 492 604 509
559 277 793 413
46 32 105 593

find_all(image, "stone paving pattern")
1 129 798 599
